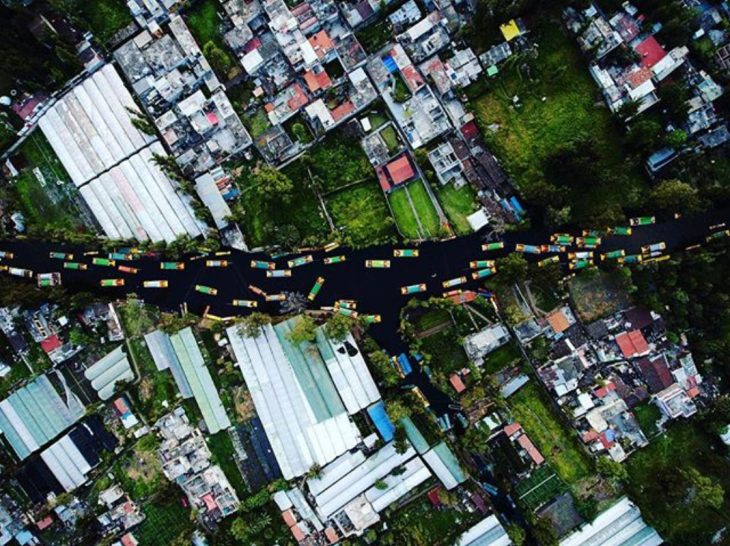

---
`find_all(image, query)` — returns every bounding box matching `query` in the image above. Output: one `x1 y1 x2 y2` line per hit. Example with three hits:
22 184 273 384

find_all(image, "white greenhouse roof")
84 346 133 401
38 64 204 242
144 329 193 398
559 496 662 546
41 434 92 492
226 320 360 480
313 330 380 414
309 443 418 519
456 514 511 546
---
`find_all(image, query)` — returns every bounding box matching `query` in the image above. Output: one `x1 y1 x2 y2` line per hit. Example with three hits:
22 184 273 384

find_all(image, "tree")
530 516 558 546
252 166 294 204
545 205 572 228
368 350 400 387
203 41 232 76
506 523 526 546
386 399 411 422
324 313 355 342
286 315 317 344
649 178 700 213
625 119 663 153
543 136 603 189
684 468 724 510
305 463 322 479
596 456 628 485
237 312 272 338
664 129 688 149
393 424 409 454
462 423 490 453
658 82 690 123
617 99 639 120
496 253 528 284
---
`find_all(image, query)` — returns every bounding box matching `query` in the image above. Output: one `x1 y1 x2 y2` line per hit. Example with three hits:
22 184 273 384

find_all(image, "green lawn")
246 109 271 139
409 180 441 237
80 0 132 44
471 21 646 225
389 187 420 239
127 338 178 421
633 402 661 437
414 308 452 333
327 183 395 247
137 493 193 546
509 381 592 487
625 422 730 544
482 342 521 374
434 183 478 235
380 125 400 154
420 328 469 376
515 465 566 511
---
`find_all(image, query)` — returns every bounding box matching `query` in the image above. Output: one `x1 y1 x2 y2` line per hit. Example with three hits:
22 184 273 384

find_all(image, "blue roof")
367 401 395 442
383 55 398 73
397 353 413 375
509 196 525 214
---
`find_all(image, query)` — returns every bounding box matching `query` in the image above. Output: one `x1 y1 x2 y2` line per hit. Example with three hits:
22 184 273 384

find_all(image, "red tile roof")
503 422 522 437
309 30 334 59
427 487 443 507
624 67 653 89
40 334 62 353
120 534 138 546
286 83 309 111
516 434 544 465
36 515 54 530
376 166 391 192
113 397 130 415
449 374 466 393
303 70 332 92
460 120 480 141
202 493 217 512
385 155 415 185
401 65 425 92
635 36 667 68
290 524 306 541
282 509 297 528
616 330 649 358
325 527 339 543
331 101 354 122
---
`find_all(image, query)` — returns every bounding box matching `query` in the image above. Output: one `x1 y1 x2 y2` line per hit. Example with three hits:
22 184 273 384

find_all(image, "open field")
471 22 646 225
389 187 420 239
515 465 566 511
137 491 192 546
482 342 521 375
409 180 441 237
434 183 478 235
568 271 631 322
327 183 395 247
625 422 730 544
509 381 592 487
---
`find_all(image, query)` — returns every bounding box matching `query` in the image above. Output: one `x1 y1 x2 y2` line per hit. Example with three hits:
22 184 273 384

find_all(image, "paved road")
2 207 729 356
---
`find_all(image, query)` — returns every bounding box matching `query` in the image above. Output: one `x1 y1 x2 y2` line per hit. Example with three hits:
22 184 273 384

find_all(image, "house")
615 329 650 358
636 354 673 394
503 422 544 466
654 383 697 419
463 324 510 364
376 153 417 191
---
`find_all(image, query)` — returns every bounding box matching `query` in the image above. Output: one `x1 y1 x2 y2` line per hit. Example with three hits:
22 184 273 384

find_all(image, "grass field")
471 22 646 224
137 493 192 546
414 308 452 332
327 184 395 247
380 125 401 154
389 187 420 239
568 271 631 322
625 422 730 544
434 183 478 235
515 465 567 511
80 0 131 44
509 381 592 487
482 342 521 374
633 402 661 438
409 180 441 237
